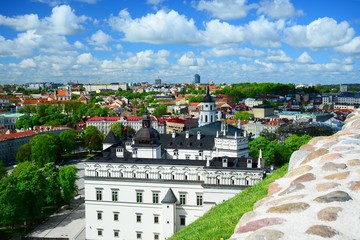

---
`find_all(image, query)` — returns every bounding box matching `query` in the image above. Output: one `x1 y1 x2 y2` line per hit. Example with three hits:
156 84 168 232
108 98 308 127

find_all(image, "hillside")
169 164 288 240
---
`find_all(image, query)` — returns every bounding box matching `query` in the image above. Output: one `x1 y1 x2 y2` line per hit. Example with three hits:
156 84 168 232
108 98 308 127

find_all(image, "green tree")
11 162 46 223
16 143 32 163
110 122 125 140
43 163 62 205
284 134 312 153
59 165 78 204
0 175 22 227
30 133 62 166
249 136 270 158
0 161 6 179
153 104 168 117
59 129 78 154
83 126 103 153
234 111 251 121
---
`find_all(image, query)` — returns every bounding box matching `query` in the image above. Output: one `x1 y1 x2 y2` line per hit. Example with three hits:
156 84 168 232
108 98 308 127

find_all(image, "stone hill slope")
229 109 360 240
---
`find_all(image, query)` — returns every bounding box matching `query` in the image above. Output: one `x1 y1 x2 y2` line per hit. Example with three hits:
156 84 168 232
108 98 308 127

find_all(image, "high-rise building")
194 74 200 84
155 79 162 85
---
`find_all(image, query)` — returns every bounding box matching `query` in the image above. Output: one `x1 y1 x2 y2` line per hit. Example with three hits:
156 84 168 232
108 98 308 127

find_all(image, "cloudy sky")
0 0 359 85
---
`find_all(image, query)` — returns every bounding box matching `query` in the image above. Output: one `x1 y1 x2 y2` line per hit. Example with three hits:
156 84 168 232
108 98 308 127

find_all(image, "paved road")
26 160 86 240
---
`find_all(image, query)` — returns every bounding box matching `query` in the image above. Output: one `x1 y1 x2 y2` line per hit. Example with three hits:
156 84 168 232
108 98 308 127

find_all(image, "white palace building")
84 89 265 240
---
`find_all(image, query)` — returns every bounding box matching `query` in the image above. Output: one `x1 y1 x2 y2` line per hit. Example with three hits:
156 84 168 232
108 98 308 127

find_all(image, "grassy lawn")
169 164 288 240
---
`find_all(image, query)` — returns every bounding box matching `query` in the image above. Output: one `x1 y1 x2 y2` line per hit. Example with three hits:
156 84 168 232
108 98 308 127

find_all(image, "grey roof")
161 188 178 204
181 121 242 137
160 133 215 150
103 130 120 144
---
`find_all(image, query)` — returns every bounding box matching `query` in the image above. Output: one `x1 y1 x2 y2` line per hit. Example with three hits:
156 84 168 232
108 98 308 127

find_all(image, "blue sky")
0 0 359 85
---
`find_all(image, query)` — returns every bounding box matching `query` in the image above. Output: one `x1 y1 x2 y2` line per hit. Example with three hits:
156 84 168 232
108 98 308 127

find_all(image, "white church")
84 88 265 240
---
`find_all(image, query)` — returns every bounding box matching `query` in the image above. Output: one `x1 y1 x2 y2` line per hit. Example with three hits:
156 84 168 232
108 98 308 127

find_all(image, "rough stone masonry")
229 109 360 240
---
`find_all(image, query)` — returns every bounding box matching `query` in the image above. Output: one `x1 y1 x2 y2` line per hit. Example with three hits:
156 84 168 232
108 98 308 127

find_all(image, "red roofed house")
55 86 71 101
0 130 37 165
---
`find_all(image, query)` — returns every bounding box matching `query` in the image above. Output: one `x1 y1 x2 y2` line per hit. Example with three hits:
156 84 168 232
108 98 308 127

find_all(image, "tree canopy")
29 133 62 166
83 126 103 153
0 161 78 227
59 129 78 154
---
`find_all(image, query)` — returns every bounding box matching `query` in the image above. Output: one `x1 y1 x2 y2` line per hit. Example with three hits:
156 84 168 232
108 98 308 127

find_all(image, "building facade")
0 113 24 131
86 116 166 136
84 115 264 240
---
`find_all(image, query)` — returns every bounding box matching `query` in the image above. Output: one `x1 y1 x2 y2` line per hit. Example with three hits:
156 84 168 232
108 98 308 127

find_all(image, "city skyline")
0 0 359 85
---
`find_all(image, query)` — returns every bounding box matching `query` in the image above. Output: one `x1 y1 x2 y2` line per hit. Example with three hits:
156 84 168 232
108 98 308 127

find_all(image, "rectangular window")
185 155 190 160
114 212 119 221
180 216 186 226
97 229 103 236
154 215 159 224
112 190 118 201
136 192 143 203
152 192 159 204
136 232 142 239
96 189 102 201
196 195 203 206
136 214 142 223
97 211 102 220
114 230 119 238
180 194 186 205
154 234 159 240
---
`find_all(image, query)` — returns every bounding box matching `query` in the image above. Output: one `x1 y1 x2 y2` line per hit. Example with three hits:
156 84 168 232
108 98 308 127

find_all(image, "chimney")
172 130 176 138
185 131 189 139
197 131 201 140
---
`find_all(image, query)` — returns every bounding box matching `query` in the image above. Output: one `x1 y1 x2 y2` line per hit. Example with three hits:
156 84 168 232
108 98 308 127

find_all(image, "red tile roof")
0 130 37 141
57 89 68 97
165 117 186 124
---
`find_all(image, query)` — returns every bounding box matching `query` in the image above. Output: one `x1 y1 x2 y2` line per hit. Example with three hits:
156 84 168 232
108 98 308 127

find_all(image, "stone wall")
229 109 360 240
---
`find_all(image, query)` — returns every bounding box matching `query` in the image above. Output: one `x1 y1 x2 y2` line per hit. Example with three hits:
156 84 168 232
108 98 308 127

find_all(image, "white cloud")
0 5 88 35
109 9 201 44
123 50 170 69
204 47 265 58
44 5 87 35
77 53 93 64
76 0 99 3
284 17 355 49
297 52 314 64
202 19 246 45
0 14 40 31
245 16 284 47
88 30 112 50
74 40 87 50
31 0 66 7
146 0 164 5
100 50 170 71
334 37 360 55
343 57 353 65
178 52 205 66
257 0 303 19
32 0 100 6
196 0 252 20
19 58 37 68
265 49 291 62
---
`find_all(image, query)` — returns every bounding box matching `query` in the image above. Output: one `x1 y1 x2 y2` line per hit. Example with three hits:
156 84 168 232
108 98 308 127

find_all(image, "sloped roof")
183 121 242 137
161 188 178 204
103 130 120 144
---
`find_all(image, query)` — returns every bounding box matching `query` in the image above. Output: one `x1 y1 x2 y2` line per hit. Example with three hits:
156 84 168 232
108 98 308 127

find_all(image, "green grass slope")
169 164 288 240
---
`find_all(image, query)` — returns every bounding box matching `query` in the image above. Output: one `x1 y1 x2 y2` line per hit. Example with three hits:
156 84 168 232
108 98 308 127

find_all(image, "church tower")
199 86 216 127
